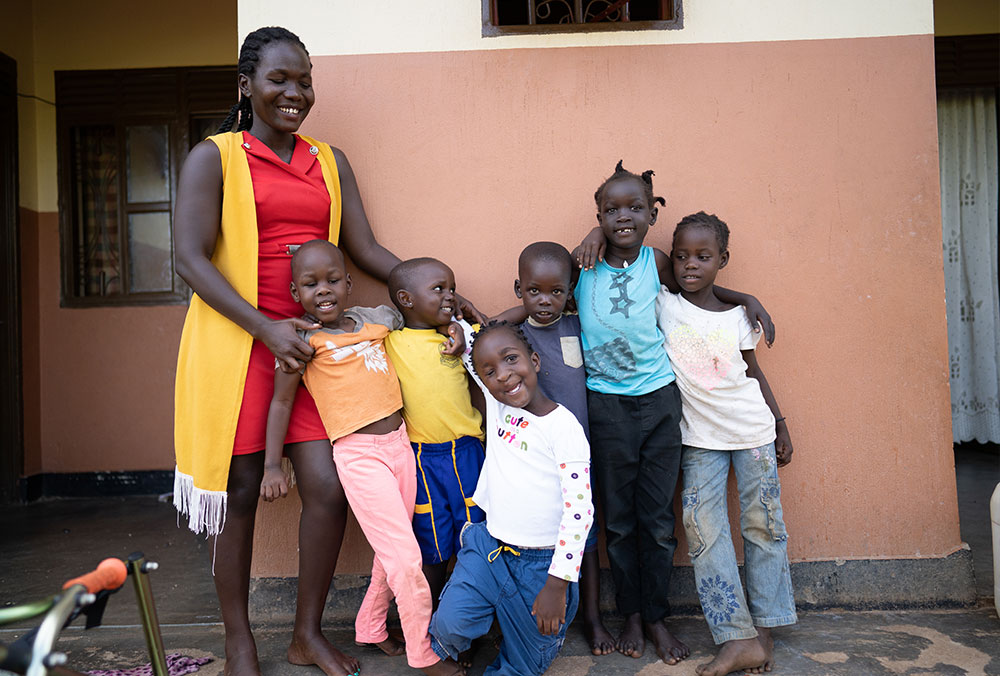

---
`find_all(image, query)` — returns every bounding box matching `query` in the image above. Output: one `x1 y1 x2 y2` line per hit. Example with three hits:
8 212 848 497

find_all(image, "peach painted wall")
252 34 959 576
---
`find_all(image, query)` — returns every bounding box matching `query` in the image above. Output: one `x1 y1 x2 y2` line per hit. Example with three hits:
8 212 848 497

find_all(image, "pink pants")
333 423 438 669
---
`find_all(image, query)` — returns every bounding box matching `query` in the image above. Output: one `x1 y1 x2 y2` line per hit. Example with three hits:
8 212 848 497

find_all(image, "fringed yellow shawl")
173 132 341 535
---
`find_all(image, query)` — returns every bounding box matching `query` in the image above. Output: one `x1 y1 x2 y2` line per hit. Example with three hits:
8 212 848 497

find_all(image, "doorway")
0 50 23 504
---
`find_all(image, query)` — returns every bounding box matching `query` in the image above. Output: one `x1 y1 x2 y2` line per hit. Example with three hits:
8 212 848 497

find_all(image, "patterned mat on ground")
86 653 212 676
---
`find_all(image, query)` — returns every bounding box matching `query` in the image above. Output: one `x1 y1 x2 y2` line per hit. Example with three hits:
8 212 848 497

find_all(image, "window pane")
191 116 227 147
72 126 120 297
128 212 172 293
126 125 169 203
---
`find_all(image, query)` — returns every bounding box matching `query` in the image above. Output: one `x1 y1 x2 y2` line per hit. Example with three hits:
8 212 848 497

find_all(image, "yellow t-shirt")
384 327 484 444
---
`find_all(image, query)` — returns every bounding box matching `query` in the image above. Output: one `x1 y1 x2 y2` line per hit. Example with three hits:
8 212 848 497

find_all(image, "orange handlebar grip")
63 558 128 593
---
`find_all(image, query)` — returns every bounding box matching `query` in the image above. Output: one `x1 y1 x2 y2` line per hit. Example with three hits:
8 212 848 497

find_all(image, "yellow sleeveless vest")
173 132 341 535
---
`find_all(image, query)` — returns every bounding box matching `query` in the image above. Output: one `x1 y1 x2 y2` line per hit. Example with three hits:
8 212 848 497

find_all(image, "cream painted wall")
240 0 933 58
935 0 1000 35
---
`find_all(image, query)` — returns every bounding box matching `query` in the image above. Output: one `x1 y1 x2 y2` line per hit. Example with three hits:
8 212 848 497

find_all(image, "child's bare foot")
695 637 766 676
616 612 645 658
744 627 774 674
288 630 360 676
421 657 466 676
583 613 616 655
355 634 406 657
224 634 261 676
644 618 689 665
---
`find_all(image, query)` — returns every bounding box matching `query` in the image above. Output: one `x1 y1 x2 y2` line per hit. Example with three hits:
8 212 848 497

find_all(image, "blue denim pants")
429 521 580 675
680 442 797 644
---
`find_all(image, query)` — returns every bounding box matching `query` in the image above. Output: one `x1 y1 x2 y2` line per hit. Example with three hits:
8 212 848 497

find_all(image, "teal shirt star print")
574 246 674 395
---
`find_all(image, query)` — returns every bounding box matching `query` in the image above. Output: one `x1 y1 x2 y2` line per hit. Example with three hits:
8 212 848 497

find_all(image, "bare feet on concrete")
695 636 767 676
644 618 690 665
288 631 360 676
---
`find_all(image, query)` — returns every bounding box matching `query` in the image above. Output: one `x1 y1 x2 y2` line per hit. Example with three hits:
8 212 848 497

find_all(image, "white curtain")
938 89 1000 444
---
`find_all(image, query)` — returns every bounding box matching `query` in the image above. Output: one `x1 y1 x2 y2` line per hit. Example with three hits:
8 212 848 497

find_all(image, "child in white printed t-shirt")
427 320 593 676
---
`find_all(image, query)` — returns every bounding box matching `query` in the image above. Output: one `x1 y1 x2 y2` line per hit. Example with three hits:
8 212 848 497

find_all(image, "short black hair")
217 27 310 134
290 239 344 276
517 242 573 281
673 211 730 252
387 257 451 311
593 160 666 211
470 320 535 377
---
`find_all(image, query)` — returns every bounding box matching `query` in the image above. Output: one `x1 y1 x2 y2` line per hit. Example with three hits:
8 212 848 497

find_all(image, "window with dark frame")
56 66 236 307
485 0 682 36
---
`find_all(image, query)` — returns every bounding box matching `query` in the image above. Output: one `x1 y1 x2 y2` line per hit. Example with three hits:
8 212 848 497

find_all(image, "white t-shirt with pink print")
656 288 776 451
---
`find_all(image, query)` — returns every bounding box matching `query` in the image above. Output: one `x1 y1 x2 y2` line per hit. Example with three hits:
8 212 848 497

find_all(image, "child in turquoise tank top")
572 161 773 666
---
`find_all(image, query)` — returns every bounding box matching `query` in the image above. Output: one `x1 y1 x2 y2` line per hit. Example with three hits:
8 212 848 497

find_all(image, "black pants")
587 382 682 622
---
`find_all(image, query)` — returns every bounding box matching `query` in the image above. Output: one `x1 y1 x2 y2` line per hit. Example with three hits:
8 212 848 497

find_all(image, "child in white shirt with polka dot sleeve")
428 320 593 676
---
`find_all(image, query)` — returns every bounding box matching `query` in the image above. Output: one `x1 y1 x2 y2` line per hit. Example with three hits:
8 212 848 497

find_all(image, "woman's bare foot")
288 630 360 676
355 634 406 657
644 618 689 665
695 637 766 676
583 613 616 656
224 634 261 676
744 627 775 674
616 612 645 658
421 657 466 676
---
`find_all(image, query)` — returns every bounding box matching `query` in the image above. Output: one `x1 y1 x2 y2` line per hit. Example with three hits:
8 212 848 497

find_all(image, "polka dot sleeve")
548 458 593 582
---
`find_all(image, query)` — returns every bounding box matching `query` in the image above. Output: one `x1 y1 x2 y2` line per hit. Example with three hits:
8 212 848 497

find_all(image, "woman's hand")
256 318 320 372
572 226 607 271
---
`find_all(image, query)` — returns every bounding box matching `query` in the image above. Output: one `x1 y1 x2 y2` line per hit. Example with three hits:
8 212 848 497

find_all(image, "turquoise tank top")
574 246 674 395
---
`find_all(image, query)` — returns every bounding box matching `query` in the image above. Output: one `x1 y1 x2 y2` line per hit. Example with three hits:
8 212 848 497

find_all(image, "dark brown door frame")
0 50 23 503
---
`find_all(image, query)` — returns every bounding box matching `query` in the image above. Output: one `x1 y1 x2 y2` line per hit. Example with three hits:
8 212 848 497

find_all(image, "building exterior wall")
242 1 962 576
0 0 236 476
3 0 968 586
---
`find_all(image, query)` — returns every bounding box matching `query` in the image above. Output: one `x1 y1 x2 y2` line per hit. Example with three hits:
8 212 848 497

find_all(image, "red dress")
232 131 332 454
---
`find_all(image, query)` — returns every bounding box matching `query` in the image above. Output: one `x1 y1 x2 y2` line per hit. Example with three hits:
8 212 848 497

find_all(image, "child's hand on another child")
775 421 793 467
438 321 467 357
744 298 776 348
572 227 606 270
260 465 289 501
455 293 487 325
532 576 569 635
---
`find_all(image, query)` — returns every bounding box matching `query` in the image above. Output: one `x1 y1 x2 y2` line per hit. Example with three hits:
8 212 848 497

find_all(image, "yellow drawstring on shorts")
487 545 521 562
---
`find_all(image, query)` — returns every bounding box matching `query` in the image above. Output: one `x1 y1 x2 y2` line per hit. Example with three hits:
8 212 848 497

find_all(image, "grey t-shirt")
520 313 590 441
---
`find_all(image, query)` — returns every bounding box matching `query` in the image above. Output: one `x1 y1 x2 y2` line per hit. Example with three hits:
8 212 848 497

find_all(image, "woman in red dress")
173 27 465 676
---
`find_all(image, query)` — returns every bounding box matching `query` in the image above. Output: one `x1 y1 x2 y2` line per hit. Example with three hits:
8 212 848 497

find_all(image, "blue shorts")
413 436 486 565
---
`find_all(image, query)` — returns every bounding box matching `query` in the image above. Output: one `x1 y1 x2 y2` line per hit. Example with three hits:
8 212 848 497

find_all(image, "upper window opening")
485 0 682 36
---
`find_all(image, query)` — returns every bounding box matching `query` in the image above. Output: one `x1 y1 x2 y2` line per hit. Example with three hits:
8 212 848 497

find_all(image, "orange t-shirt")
299 306 404 441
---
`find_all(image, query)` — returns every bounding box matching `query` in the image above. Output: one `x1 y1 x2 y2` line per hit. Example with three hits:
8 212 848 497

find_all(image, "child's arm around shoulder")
742 349 792 466
261 365 305 501
652 246 776 346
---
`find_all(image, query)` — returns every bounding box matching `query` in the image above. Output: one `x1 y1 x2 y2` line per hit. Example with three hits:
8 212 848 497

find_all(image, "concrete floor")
955 442 999 600
1 451 998 676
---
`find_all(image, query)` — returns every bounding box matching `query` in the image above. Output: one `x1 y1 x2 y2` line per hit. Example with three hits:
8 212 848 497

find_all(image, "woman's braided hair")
593 159 666 210
217 27 309 134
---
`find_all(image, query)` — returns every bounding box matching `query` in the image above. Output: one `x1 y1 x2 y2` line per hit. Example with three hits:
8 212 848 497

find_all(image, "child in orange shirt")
261 239 462 676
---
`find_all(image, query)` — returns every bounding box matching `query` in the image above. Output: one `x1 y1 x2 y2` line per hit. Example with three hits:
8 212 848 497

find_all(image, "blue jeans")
680 443 797 644
429 522 580 675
